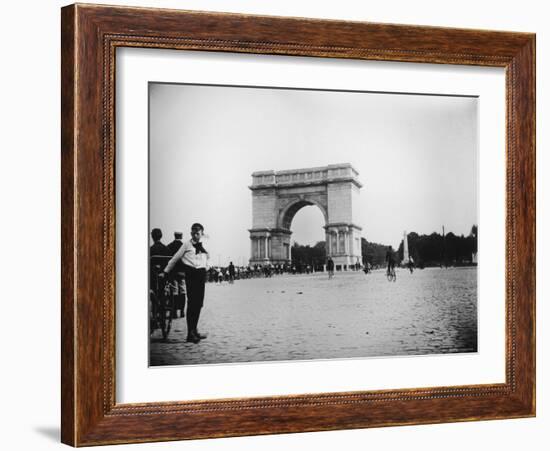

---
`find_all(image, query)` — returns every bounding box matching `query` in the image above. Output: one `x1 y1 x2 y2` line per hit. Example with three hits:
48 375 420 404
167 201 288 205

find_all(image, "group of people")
150 223 209 344
207 263 237 284
207 262 329 282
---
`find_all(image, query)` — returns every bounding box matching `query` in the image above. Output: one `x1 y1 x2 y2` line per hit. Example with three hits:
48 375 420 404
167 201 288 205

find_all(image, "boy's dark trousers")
183 265 206 335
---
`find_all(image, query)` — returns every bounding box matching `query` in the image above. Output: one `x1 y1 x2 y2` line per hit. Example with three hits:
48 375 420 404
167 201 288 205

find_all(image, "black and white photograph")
148 82 478 367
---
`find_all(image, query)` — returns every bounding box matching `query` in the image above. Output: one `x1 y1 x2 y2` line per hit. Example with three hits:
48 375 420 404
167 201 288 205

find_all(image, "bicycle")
149 265 176 340
386 266 397 282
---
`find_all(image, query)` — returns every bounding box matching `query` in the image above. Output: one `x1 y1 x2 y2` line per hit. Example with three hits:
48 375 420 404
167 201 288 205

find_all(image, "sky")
149 83 477 266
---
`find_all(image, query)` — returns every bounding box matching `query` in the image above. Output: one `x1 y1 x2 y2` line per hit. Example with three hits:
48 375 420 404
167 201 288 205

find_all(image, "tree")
361 238 388 266
400 226 478 267
291 241 326 268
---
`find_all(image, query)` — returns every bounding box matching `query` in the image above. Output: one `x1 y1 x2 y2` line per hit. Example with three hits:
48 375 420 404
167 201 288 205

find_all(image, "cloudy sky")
149 83 477 266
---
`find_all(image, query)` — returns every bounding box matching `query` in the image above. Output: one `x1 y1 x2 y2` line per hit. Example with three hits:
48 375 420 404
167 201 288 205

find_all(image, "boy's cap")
191 223 204 231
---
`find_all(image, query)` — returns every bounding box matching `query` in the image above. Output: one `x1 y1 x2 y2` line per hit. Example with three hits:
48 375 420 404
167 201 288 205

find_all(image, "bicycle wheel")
160 311 171 340
149 290 158 335
160 286 175 340
159 298 172 341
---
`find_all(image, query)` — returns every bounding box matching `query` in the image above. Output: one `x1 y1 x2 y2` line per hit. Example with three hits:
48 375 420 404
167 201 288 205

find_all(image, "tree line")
291 241 326 270
291 225 478 268
397 225 478 268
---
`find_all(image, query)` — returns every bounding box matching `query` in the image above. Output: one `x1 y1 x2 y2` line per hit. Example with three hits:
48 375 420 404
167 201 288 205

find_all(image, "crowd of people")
205 259 372 283
206 262 314 283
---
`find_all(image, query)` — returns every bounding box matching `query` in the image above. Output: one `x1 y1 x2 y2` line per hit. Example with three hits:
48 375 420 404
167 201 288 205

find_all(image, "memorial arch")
249 163 363 270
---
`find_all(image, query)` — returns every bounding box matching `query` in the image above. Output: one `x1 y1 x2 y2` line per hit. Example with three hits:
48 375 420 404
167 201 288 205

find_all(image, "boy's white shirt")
164 238 210 271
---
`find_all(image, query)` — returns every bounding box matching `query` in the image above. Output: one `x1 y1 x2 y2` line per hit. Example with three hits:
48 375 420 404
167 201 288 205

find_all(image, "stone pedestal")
249 229 291 266
325 224 362 270
402 230 409 264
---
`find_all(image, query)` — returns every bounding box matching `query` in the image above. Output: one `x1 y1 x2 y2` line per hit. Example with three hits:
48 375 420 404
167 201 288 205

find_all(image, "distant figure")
386 246 396 278
363 261 371 275
228 261 235 284
406 256 415 274
162 223 209 344
327 257 335 279
208 267 217 283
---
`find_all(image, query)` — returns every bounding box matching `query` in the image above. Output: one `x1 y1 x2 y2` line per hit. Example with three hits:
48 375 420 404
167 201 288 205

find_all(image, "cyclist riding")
406 256 415 274
363 260 371 275
385 246 396 281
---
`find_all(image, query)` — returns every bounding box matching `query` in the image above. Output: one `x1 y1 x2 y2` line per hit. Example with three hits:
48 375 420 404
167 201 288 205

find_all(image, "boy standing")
162 223 209 343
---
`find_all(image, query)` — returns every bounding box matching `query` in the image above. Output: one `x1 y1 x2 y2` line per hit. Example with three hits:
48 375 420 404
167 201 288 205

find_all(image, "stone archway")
248 163 363 269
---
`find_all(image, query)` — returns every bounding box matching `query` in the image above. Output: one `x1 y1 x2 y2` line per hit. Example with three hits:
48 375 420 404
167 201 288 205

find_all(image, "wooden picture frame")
61 3 535 446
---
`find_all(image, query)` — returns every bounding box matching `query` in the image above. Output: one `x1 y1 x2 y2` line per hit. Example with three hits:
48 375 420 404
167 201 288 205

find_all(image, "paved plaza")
149 267 477 366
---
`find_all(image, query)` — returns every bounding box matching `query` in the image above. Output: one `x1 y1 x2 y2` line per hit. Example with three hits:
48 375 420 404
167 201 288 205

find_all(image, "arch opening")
288 204 327 271
280 199 328 231
288 204 326 247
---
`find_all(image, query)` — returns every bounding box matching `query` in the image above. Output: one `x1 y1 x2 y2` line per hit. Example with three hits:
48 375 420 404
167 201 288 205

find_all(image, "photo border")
119 52 505 401
61 4 535 446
